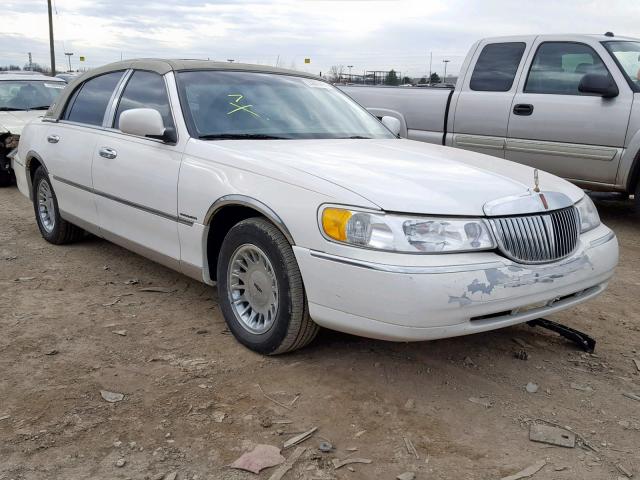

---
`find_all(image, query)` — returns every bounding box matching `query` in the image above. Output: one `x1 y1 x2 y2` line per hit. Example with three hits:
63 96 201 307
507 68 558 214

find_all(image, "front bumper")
294 225 618 341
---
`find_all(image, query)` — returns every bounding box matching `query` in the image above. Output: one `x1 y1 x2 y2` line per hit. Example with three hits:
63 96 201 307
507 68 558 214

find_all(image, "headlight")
320 206 495 253
575 195 600 233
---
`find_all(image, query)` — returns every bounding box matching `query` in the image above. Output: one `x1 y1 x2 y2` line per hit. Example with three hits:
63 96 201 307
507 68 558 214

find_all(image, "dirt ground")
1 186 639 480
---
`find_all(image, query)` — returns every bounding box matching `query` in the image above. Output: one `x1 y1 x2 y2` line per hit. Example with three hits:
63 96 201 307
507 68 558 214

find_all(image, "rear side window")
525 42 611 95
470 42 526 92
64 71 124 126
114 70 174 129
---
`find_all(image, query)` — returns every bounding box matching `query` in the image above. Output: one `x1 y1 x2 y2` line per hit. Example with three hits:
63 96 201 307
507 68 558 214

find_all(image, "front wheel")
32 166 84 244
217 217 319 354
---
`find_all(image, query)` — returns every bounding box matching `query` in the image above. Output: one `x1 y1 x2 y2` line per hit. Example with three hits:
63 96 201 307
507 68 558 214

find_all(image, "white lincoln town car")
13 59 618 354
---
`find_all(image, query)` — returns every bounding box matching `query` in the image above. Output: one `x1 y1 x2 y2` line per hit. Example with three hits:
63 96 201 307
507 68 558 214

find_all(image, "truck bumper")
294 225 618 342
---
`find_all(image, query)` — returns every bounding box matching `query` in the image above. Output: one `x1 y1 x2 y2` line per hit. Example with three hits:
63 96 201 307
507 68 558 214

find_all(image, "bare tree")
328 65 344 83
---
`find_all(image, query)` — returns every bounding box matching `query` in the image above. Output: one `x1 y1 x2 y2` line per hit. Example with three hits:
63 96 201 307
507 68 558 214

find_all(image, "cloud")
0 0 638 77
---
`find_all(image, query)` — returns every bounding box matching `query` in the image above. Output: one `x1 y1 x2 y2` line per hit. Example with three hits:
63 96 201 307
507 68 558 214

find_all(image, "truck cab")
342 34 640 201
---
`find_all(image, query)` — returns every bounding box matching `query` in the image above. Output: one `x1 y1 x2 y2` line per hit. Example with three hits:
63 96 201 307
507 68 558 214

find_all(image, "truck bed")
340 85 453 145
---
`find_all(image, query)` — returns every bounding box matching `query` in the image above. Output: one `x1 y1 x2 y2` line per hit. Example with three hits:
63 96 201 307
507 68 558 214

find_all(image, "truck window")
525 42 611 95
470 42 526 92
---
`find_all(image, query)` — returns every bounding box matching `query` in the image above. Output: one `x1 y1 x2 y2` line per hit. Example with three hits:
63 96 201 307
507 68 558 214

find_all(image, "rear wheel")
217 217 319 354
32 166 84 244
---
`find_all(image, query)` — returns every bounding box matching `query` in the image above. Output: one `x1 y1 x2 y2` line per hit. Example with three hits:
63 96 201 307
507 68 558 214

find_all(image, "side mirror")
119 108 175 142
381 116 401 137
578 73 619 98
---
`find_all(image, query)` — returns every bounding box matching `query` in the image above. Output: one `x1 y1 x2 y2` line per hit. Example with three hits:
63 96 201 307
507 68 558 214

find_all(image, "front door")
506 39 633 184
92 70 183 266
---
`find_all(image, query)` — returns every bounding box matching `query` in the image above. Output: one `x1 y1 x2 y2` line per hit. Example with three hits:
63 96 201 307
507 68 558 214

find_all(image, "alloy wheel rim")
37 180 55 233
228 244 279 334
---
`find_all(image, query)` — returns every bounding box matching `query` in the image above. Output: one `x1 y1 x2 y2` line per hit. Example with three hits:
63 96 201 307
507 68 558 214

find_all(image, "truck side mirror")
578 73 619 98
381 116 401 137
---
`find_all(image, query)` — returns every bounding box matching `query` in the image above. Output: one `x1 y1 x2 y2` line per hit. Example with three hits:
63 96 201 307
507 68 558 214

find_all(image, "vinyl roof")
47 58 323 120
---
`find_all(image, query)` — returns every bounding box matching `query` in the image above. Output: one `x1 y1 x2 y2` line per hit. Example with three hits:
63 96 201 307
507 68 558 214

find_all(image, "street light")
442 59 450 84
64 52 73 72
227 59 235 63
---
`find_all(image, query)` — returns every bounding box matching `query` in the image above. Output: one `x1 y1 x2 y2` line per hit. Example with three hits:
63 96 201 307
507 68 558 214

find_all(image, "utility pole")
347 65 353 82
442 59 450 84
429 52 432 83
65 52 73 72
47 0 56 76
28 52 33 71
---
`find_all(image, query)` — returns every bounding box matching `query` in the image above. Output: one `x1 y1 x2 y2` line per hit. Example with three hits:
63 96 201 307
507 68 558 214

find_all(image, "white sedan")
13 59 618 354
0 72 66 186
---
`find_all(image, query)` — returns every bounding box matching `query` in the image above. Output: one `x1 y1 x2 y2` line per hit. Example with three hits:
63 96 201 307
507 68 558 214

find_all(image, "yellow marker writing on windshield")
227 94 260 117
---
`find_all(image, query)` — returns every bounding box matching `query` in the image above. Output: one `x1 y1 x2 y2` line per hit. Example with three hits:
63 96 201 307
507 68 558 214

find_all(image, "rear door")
506 38 633 184
92 70 184 267
450 38 532 158
40 71 125 228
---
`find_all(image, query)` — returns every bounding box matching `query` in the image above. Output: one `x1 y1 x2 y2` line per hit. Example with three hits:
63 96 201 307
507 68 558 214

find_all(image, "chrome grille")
489 207 580 264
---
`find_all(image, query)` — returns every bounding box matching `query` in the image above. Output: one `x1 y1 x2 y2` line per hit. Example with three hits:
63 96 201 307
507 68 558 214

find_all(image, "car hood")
200 138 585 216
0 110 45 135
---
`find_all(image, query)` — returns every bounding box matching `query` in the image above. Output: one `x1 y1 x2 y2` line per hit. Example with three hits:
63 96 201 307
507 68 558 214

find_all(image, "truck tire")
217 217 319 355
32 166 84 244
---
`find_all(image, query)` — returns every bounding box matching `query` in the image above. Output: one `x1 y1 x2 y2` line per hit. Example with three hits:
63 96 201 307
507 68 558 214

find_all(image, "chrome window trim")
103 69 133 128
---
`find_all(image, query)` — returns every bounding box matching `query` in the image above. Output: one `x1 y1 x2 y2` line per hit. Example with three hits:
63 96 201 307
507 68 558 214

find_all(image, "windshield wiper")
27 105 51 110
199 133 290 140
0 107 25 111
338 136 372 139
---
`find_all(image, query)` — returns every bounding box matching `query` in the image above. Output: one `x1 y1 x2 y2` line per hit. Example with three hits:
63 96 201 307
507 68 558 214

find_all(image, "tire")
32 166 84 244
217 217 319 355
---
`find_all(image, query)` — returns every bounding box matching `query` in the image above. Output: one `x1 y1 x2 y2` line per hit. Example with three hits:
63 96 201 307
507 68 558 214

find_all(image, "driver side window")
114 70 174 130
525 42 612 95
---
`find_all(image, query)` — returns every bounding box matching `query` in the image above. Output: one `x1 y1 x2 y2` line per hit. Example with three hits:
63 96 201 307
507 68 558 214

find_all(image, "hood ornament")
533 168 540 193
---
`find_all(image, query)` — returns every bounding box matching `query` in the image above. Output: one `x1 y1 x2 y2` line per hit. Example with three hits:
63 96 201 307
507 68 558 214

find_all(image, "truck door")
506 38 633 184
450 39 531 158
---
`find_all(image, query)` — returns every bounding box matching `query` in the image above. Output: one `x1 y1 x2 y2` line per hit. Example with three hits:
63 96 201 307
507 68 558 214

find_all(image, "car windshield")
0 80 66 111
603 41 640 91
176 70 395 140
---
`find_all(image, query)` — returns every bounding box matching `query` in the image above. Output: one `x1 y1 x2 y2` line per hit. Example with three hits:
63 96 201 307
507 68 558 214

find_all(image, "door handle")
99 147 117 159
47 134 60 144
513 104 534 116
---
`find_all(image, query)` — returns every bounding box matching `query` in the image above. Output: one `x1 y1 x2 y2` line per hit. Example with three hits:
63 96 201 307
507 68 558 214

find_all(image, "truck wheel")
217 217 319 355
32 166 84 244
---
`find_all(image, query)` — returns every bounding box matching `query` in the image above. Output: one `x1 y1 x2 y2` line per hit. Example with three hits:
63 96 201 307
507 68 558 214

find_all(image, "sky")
1 0 639 79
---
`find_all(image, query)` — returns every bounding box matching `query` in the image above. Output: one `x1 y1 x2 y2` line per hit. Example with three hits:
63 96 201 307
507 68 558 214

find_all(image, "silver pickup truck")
342 34 640 205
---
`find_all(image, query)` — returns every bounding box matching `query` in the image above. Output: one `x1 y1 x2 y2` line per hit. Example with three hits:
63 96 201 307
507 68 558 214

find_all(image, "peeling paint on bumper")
295 224 618 342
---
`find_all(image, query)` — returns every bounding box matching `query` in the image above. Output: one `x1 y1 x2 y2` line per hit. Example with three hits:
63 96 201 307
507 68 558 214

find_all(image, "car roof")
479 33 640 43
47 58 324 121
0 72 65 82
